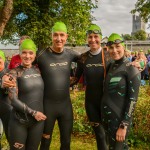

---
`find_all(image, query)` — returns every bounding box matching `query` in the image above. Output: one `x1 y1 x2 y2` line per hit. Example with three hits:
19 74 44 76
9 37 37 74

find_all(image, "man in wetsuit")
0 50 12 142
73 24 109 150
101 33 141 150
37 22 80 150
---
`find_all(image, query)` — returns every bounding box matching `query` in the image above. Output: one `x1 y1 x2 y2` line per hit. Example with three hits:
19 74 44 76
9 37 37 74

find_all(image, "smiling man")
37 22 80 150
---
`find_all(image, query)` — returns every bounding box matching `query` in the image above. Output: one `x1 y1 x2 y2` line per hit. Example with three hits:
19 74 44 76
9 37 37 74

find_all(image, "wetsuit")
0 68 12 141
37 47 80 150
101 57 141 150
8 65 44 150
75 49 110 150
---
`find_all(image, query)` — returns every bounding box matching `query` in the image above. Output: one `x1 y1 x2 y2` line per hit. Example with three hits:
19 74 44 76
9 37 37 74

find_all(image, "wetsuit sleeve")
70 54 84 86
121 67 141 125
8 87 37 116
8 69 37 116
72 50 80 62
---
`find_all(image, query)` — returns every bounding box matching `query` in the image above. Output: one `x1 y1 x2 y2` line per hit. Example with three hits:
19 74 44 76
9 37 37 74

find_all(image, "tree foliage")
122 34 132 41
132 29 147 40
131 0 150 22
0 0 98 48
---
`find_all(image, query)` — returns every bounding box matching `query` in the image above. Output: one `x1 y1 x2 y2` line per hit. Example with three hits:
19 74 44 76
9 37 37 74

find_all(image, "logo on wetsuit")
24 74 41 78
86 63 103 67
49 62 68 67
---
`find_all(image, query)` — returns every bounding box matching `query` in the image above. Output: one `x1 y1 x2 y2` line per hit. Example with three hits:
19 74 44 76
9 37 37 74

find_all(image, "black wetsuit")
75 49 109 150
0 69 12 141
101 57 141 150
37 47 80 150
8 65 44 150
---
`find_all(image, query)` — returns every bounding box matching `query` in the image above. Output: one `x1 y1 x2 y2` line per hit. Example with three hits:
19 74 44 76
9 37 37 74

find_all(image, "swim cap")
107 33 125 47
131 51 135 54
0 50 6 62
52 22 67 33
20 39 37 53
86 24 102 38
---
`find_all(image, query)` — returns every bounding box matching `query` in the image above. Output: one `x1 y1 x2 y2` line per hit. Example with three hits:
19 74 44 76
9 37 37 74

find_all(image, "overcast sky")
92 0 150 37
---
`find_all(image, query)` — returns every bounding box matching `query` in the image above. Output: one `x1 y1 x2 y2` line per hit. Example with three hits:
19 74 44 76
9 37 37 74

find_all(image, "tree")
0 0 13 37
132 30 147 40
0 0 98 48
131 0 150 22
122 34 132 41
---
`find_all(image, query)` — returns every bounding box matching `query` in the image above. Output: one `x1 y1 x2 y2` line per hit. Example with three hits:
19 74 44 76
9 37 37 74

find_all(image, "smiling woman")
2 39 47 150
101 33 141 150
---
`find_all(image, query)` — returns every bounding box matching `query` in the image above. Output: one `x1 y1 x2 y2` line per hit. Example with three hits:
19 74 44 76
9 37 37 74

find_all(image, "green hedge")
71 86 150 148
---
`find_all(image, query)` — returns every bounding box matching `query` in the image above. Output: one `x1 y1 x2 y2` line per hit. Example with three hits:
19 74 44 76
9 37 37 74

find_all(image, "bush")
71 91 93 135
71 86 150 149
128 86 150 148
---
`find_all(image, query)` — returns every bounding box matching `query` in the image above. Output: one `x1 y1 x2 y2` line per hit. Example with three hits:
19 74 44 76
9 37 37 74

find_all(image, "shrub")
71 86 150 149
128 86 150 148
71 91 93 135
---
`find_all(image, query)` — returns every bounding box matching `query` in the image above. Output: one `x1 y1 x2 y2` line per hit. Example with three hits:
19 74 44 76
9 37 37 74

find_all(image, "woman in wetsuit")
7 39 46 150
101 33 141 150
74 24 109 150
0 50 12 142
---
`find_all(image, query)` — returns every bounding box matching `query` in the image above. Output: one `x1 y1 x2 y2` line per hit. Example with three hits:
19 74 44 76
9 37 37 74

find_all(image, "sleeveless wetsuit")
75 49 109 150
8 65 44 150
0 69 12 141
101 57 141 150
37 47 80 150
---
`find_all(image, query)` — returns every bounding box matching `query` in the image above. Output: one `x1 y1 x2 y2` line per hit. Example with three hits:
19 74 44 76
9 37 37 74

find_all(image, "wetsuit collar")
50 46 64 54
90 47 102 55
114 56 127 64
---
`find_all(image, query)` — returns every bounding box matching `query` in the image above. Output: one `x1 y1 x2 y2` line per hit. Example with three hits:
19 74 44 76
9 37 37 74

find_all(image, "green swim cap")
0 50 6 62
148 49 150 53
131 51 135 54
86 24 102 38
20 39 37 53
140 50 143 52
107 33 125 47
52 22 67 33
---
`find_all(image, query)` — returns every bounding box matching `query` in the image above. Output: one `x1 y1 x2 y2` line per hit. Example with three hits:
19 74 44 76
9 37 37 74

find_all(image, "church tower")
132 15 146 34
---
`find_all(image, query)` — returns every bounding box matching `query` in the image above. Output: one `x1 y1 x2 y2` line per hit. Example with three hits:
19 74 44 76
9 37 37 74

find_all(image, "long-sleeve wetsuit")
37 47 80 150
8 65 44 150
101 57 141 150
75 49 110 150
0 69 12 141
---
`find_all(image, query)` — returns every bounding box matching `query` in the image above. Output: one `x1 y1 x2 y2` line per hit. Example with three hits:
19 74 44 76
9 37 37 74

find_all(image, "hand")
131 61 142 71
116 128 127 142
34 111 47 121
2 74 16 88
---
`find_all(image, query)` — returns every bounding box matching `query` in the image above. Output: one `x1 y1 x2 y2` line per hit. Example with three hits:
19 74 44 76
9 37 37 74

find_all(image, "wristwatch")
119 122 128 129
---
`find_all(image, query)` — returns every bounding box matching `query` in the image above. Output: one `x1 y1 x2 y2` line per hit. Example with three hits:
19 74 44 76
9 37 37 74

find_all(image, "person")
0 50 12 142
8 35 31 69
6 39 47 150
133 50 147 85
101 33 141 150
72 24 109 150
36 22 80 150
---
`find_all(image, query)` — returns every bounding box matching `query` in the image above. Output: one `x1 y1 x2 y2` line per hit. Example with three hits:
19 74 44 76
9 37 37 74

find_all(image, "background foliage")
0 0 97 48
71 86 150 149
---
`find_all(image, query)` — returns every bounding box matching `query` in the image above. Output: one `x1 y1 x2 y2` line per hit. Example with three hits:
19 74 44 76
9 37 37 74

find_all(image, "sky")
92 0 150 37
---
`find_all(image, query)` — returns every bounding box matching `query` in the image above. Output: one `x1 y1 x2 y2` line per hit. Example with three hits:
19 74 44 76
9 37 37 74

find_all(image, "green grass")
50 122 96 150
